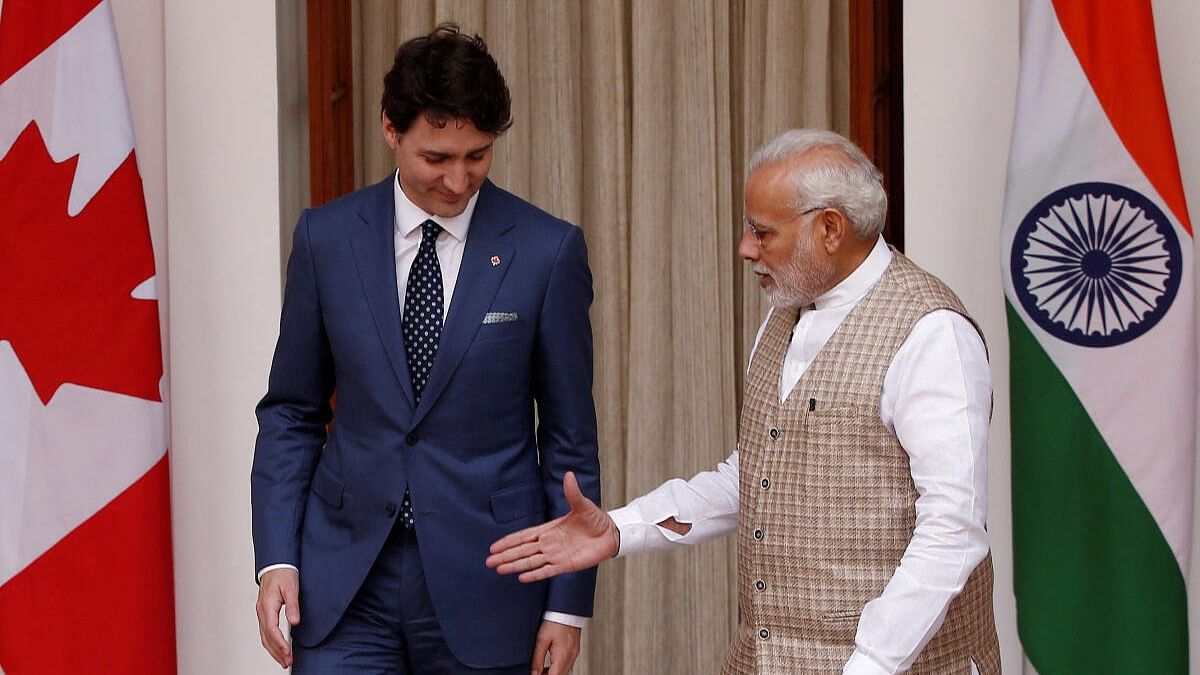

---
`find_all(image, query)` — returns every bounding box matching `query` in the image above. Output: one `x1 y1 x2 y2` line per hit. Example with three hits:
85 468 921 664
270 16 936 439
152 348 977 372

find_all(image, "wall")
163 1 284 671
111 0 285 672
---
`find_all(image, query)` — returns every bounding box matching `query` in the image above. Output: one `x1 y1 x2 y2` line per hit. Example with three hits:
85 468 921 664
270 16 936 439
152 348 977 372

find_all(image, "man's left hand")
531 620 581 675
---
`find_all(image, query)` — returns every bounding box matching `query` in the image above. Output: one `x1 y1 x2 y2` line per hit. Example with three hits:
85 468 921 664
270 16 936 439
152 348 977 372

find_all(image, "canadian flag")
0 1 176 672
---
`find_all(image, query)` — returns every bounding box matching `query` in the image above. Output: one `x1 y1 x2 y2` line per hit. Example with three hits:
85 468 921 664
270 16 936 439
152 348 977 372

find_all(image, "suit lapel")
412 181 514 424
350 176 417 408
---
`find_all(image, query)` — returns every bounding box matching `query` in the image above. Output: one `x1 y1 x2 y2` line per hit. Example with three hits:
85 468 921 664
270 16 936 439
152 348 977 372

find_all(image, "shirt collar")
392 169 477 242
812 236 892 311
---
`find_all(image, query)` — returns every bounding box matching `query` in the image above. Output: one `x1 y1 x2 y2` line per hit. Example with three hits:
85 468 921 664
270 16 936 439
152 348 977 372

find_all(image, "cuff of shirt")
257 563 298 583
542 611 587 629
609 504 687 558
843 649 893 675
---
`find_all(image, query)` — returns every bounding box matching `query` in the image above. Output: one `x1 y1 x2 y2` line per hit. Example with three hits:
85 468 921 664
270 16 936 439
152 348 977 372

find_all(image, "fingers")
517 564 562 584
490 547 565 583
489 518 559 555
492 542 556 576
530 632 552 675
536 622 581 675
487 540 547 569
255 584 292 667
487 537 566 583
495 552 547 576
548 646 576 675
281 577 301 627
256 570 299 668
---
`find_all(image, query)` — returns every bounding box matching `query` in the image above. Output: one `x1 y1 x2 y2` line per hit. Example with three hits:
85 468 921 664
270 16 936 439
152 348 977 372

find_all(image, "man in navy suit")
251 24 600 674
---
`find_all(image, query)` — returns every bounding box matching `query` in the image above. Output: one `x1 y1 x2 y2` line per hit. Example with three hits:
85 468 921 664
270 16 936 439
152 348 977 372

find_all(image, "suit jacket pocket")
473 321 523 343
311 464 344 509
490 482 544 523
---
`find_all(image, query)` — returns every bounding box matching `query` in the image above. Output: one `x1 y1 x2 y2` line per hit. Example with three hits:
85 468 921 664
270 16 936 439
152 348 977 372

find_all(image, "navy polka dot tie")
399 219 443 528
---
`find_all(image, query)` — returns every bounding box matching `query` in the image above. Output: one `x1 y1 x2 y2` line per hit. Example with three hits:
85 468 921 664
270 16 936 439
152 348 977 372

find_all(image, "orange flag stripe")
1052 0 1193 236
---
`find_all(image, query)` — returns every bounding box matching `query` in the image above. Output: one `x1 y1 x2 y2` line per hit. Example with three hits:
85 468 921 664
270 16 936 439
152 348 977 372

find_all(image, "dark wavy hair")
381 23 513 135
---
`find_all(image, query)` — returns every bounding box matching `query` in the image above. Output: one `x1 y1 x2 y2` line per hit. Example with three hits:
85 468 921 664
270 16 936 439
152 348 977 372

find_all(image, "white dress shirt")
262 172 585 629
610 237 990 674
392 172 475 319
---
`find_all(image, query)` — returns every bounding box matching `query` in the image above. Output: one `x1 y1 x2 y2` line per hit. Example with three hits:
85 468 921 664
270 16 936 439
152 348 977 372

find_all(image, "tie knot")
421 219 442 242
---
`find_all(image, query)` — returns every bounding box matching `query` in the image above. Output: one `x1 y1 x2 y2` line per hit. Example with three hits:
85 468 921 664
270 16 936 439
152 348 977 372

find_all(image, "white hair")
748 129 888 239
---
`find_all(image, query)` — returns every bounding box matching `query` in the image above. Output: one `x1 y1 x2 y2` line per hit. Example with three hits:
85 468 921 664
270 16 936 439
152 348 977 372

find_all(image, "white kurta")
611 238 990 675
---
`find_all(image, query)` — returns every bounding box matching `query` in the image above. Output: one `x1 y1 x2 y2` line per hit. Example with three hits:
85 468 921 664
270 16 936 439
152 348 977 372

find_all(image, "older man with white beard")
487 129 1002 675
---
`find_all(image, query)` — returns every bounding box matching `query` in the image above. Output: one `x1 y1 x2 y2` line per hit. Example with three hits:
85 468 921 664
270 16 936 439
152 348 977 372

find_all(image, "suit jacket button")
406 431 420 445
385 502 397 517
768 427 780 440
758 628 770 640
752 528 764 541
760 477 770 490
754 579 766 591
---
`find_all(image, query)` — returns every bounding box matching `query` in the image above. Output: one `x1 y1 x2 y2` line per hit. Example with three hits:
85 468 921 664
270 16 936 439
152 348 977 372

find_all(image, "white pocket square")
483 311 519 324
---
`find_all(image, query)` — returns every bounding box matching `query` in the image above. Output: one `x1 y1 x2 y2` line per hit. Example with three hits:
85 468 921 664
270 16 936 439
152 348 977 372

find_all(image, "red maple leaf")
0 122 162 404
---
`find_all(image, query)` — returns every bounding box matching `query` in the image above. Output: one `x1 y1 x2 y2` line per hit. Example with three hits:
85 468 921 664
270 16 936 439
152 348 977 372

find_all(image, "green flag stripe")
1008 302 1187 673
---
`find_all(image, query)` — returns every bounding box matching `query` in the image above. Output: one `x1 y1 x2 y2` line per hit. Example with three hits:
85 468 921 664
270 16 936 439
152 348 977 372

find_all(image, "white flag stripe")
0 1 169 586
1001 0 1195 569
0 345 166 587
0 2 134 214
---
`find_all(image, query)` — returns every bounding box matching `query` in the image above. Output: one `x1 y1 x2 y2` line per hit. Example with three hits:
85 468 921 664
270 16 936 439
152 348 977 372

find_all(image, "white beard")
757 234 834 309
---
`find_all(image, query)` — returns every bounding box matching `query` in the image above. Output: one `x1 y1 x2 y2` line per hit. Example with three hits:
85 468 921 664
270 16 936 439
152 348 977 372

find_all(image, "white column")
902 2 1021 670
162 2 284 672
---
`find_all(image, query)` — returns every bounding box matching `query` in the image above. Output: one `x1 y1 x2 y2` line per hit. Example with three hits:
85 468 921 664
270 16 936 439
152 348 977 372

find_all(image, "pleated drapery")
350 2 848 671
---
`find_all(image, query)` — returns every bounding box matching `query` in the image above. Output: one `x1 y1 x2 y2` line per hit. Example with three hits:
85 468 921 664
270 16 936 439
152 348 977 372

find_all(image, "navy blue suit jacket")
251 177 601 668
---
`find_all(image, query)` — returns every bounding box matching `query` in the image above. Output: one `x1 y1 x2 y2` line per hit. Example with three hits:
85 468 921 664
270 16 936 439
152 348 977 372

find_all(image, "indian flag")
1001 0 1194 673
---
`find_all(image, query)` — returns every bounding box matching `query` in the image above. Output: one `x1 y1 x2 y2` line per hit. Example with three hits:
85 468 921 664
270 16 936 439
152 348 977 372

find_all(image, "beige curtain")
351 2 848 671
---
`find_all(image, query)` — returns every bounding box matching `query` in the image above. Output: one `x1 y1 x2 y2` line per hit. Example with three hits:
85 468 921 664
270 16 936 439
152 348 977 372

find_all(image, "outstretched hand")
486 471 619 582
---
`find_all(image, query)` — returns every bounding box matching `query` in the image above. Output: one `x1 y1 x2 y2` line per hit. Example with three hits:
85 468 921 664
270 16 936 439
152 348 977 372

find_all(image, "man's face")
739 161 835 309
383 114 495 218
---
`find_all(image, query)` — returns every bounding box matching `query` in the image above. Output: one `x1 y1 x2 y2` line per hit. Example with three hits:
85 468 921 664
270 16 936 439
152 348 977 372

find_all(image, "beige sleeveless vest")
722 252 1001 674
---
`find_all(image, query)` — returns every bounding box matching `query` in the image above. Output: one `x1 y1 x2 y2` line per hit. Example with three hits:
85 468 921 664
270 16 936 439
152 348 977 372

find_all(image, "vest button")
752 528 764 541
754 579 766 591
385 502 397 517
758 628 770 640
768 427 780 440
760 477 770 490
406 431 420 445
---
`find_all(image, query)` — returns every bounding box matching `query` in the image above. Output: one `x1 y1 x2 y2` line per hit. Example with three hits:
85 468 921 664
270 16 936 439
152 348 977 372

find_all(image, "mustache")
753 265 771 275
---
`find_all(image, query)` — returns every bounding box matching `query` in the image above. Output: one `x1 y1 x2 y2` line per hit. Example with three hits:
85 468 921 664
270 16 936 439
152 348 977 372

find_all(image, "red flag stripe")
1051 0 1193 236
0 456 176 673
0 0 102 87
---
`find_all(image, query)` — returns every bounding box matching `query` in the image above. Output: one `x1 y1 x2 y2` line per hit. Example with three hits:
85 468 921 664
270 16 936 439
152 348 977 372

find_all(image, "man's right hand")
255 567 300 668
486 471 619 582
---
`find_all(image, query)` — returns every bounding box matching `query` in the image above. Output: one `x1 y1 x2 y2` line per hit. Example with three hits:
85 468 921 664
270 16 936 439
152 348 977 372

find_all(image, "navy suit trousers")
293 524 529 675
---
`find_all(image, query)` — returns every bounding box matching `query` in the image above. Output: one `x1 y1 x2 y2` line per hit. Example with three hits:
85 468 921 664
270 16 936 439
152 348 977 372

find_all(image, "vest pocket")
820 607 862 626
802 403 868 428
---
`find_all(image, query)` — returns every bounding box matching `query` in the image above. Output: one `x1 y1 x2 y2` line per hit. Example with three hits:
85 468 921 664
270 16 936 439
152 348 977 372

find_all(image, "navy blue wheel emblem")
1011 182 1181 348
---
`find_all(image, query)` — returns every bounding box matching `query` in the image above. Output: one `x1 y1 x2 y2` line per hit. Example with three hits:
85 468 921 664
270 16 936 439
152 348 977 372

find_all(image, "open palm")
486 471 619 582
